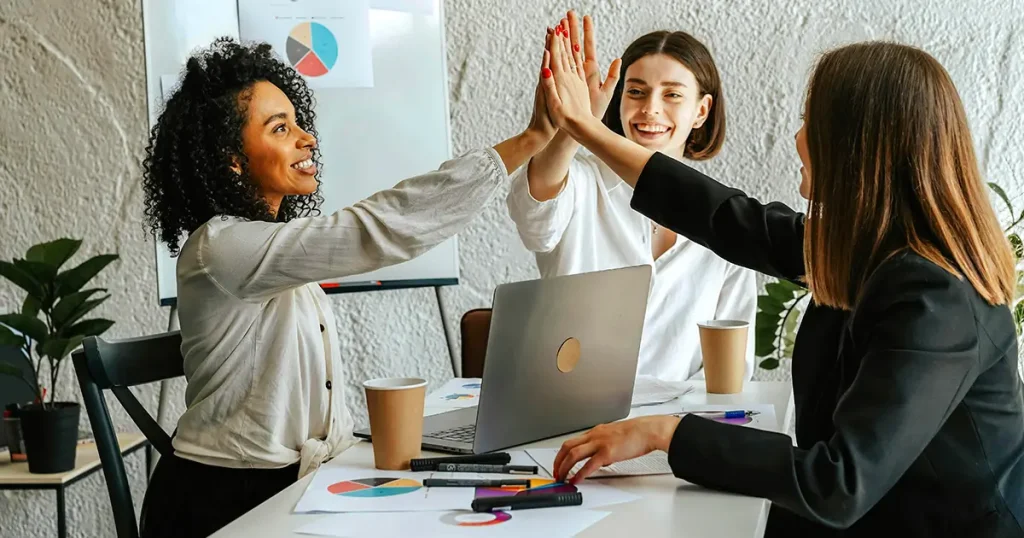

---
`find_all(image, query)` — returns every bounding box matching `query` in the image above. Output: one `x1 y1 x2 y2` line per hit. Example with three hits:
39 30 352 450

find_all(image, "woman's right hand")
541 21 595 138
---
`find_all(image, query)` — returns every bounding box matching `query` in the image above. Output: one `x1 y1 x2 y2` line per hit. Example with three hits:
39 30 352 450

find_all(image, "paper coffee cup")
363 377 427 470
697 320 749 394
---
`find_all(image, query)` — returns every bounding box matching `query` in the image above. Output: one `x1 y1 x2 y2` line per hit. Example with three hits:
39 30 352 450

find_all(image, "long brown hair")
602 30 725 160
803 42 1014 309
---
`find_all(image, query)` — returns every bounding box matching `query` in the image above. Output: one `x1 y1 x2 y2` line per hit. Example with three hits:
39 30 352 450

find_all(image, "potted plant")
0 238 117 473
755 182 1024 370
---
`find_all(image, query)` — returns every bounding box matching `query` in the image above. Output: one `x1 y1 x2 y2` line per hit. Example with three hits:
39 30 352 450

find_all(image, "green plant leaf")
26 238 82 269
13 259 57 283
782 306 801 358
759 358 780 370
989 182 1014 217
756 295 785 317
40 335 86 361
61 297 109 329
1014 301 1024 336
776 278 804 292
765 281 797 303
55 254 118 296
65 318 114 337
51 289 105 326
1009 234 1024 261
755 328 777 357
0 261 45 299
0 313 48 342
22 295 41 318
0 324 24 347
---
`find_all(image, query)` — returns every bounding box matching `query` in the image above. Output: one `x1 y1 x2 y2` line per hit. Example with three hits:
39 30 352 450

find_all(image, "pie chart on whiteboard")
286 22 339 77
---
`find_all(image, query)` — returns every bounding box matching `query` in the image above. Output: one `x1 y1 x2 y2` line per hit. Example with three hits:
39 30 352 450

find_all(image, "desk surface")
0 432 147 486
213 380 793 538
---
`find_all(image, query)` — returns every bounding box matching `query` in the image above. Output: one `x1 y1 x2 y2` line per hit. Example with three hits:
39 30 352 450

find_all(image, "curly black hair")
142 37 323 255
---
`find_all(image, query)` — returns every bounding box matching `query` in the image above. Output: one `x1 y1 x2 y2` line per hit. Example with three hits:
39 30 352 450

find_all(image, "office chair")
459 308 491 378
72 331 183 538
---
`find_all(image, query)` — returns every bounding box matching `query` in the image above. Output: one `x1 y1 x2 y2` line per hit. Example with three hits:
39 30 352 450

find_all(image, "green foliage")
0 238 118 406
755 182 1024 369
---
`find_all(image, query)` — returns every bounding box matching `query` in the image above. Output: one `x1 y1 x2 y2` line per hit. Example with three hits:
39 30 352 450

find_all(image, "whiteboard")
141 0 457 306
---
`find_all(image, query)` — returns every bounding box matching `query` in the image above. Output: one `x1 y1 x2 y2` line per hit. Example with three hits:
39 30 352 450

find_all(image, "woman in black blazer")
540 28 1024 537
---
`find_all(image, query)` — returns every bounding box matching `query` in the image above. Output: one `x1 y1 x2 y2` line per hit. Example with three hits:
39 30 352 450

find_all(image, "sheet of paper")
369 0 434 15
427 378 482 409
296 509 611 537
677 403 778 431
631 375 694 407
528 448 672 478
293 465 473 513
238 0 373 89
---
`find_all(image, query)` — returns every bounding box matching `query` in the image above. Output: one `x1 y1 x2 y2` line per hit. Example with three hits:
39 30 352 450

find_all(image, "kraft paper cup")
363 377 427 470
698 320 749 394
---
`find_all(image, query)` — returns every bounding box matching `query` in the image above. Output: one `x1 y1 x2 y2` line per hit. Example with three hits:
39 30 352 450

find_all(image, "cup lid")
363 377 428 390
698 319 750 329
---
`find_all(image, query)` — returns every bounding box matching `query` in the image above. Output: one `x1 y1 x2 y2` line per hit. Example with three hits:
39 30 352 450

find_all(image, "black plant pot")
19 402 80 473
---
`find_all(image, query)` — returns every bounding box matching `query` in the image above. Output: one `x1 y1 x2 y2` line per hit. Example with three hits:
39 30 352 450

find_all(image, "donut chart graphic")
440 511 512 527
286 22 339 77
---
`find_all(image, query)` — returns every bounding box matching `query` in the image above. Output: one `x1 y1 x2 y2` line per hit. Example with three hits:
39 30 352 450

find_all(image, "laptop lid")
471 265 653 453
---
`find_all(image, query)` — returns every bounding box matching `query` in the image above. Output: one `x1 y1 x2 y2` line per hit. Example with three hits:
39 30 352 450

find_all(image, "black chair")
72 331 184 538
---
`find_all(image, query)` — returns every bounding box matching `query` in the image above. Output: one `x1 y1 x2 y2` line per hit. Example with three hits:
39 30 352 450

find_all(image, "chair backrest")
459 309 492 378
72 331 184 538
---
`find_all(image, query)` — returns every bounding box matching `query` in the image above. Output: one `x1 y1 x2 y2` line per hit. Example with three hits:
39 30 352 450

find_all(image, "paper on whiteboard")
369 0 434 15
296 509 611 538
159 74 180 103
527 448 673 478
238 0 373 89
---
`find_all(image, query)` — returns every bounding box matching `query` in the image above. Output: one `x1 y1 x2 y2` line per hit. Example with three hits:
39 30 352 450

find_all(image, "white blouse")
171 148 507 478
506 153 757 382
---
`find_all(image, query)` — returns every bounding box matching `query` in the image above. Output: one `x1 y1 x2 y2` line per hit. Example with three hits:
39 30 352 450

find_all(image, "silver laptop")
354 265 653 454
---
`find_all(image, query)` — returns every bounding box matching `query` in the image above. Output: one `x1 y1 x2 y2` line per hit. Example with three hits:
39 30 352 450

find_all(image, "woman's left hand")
525 28 558 146
553 415 682 483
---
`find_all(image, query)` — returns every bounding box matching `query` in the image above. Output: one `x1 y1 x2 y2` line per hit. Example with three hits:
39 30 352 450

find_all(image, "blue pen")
676 410 758 419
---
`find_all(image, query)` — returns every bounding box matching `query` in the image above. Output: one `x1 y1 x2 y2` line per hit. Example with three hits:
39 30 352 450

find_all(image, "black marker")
410 453 511 472
471 492 583 512
423 478 531 488
436 463 538 474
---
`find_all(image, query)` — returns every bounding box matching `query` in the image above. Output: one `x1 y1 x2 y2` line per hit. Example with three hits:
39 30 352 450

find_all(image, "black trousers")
140 452 299 538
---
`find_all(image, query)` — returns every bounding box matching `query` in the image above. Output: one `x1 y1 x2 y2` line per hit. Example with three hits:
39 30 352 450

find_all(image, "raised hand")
526 29 558 145
573 13 621 118
540 19 593 137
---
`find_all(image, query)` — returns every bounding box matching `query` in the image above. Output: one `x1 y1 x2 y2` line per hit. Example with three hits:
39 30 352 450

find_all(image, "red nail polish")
574 44 580 52
542 68 552 79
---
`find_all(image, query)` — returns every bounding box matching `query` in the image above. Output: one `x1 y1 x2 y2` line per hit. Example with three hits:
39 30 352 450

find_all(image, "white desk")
213 380 793 538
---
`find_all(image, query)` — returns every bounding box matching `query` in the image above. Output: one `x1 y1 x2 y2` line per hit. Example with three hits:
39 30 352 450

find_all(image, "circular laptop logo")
556 337 581 373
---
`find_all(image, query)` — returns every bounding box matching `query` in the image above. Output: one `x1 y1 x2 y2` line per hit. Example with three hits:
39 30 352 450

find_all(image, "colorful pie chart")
286 22 339 77
327 477 422 498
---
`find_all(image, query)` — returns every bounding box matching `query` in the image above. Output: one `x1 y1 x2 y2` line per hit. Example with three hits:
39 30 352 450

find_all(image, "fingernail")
574 44 580 52
542 68 552 79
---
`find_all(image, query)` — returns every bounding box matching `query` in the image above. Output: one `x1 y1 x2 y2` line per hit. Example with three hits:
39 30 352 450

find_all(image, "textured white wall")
1 0 1022 536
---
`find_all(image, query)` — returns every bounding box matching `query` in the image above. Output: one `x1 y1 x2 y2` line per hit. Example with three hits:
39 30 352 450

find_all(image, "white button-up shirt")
506 153 757 382
171 148 507 477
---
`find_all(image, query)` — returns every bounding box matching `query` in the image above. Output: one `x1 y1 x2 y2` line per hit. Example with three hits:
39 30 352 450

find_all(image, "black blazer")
631 152 1024 537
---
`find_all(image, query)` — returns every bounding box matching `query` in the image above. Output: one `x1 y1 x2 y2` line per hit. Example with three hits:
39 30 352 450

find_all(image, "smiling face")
619 54 712 157
235 80 319 214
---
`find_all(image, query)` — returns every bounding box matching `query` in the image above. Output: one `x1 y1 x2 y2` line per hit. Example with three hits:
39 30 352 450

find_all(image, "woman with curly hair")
139 37 555 537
